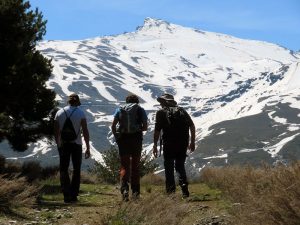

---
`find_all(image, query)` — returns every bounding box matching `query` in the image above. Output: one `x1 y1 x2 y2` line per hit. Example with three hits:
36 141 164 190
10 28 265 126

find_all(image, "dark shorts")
117 132 143 156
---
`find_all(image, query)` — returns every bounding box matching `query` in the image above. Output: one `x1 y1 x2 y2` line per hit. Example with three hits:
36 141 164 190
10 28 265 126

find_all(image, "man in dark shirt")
153 93 195 198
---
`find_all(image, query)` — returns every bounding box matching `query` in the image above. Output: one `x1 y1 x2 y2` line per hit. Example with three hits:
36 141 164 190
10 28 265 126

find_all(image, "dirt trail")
0 183 230 225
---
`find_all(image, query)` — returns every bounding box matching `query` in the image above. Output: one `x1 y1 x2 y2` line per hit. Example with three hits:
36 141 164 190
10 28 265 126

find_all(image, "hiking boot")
166 185 176 195
64 195 78 203
182 192 189 199
131 192 140 200
64 193 72 203
71 195 78 202
122 191 129 202
181 184 189 199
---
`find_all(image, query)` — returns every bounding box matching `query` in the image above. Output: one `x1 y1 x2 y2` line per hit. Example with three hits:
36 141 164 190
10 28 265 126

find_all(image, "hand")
189 142 195 152
56 139 62 148
85 150 90 159
114 132 121 142
152 145 158 158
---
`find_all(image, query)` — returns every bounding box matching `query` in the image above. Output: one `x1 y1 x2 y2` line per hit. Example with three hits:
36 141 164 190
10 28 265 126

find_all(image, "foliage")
139 150 159 177
0 0 57 151
91 145 120 184
0 155 59 182
90 145 158 184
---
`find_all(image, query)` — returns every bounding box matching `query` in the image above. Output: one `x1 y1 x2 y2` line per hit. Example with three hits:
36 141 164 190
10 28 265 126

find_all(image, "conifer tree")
0 0 57 151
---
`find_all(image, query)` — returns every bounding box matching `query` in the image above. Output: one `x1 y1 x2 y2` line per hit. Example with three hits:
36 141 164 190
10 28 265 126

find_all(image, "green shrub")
90 145 158 184
90 146 120 184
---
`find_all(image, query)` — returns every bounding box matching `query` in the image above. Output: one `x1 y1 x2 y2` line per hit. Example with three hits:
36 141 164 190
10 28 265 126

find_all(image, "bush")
3 160 22 175
140 150 159 178
81 171 99 184
90 145 158 184
2 159 59 182
90 146 120 184
40 165 59 180
21 161 42 182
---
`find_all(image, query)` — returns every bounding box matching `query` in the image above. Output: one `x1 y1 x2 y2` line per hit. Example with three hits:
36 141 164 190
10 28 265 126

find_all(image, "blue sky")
29 0 300 51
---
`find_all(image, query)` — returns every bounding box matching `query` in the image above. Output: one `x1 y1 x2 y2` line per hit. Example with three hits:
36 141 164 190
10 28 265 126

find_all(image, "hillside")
0 17 300 174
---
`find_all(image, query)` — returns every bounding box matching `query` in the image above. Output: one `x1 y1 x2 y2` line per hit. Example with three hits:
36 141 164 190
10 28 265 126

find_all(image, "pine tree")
0 0 57 151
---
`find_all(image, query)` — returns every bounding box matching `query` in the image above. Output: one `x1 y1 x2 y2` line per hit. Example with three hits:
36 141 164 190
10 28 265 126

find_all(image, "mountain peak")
136 17 172 32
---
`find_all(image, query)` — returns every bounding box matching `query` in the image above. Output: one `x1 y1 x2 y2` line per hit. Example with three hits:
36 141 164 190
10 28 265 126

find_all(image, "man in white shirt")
54 93 90 203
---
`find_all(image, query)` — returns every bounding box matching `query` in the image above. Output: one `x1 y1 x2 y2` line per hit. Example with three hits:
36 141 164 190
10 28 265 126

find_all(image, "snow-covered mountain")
1 18 300 174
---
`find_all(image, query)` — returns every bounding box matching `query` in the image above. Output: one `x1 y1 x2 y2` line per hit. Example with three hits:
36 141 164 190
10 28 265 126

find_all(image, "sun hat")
157 93 177 105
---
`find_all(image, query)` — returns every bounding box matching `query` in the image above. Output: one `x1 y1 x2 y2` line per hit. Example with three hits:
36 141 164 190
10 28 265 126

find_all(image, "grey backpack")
118 103 142 134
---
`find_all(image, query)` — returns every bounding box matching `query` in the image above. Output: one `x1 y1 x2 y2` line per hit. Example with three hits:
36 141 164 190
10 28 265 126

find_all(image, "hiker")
111 94 148 201
152 93 195 198
54 93 90 203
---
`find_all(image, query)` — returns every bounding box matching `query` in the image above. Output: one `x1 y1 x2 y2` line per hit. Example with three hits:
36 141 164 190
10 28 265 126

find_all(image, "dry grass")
0 172 227 225
201 162 300 225
81 170 99 184
0 175 40 210
106 192 190 225
140 173 165 186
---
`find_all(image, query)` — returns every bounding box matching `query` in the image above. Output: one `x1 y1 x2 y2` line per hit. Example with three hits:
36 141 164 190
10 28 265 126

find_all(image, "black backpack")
118 103 142 134
61 108 78 142
162 106 189 141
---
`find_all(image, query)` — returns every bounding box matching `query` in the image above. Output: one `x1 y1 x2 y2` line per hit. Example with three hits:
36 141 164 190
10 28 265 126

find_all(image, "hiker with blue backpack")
54 93 90 203
153 93 195 198
111 94 148 201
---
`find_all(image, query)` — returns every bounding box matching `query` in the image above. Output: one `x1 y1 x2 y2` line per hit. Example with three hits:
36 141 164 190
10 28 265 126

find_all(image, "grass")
1 162 300 224
0 176 227 225
201 162 300 225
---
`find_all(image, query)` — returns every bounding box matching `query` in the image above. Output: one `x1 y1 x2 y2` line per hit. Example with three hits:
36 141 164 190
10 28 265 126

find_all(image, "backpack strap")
62 108 80 139
63 108 77 119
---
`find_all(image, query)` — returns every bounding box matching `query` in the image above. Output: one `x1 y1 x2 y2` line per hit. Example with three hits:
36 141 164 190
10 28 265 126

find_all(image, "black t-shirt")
154 106 194 153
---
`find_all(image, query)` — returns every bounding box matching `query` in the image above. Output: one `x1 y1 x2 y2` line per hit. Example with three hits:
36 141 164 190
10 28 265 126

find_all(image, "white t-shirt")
54 105 86 145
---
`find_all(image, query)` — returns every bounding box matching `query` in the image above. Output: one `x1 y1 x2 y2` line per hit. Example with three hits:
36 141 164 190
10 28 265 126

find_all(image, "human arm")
140 107 148 131
81 118 90 159
54 120 61 148
141 120 148 131
152 110 163 158
152 129 161 158
111 117 119 139
189 122 196 152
